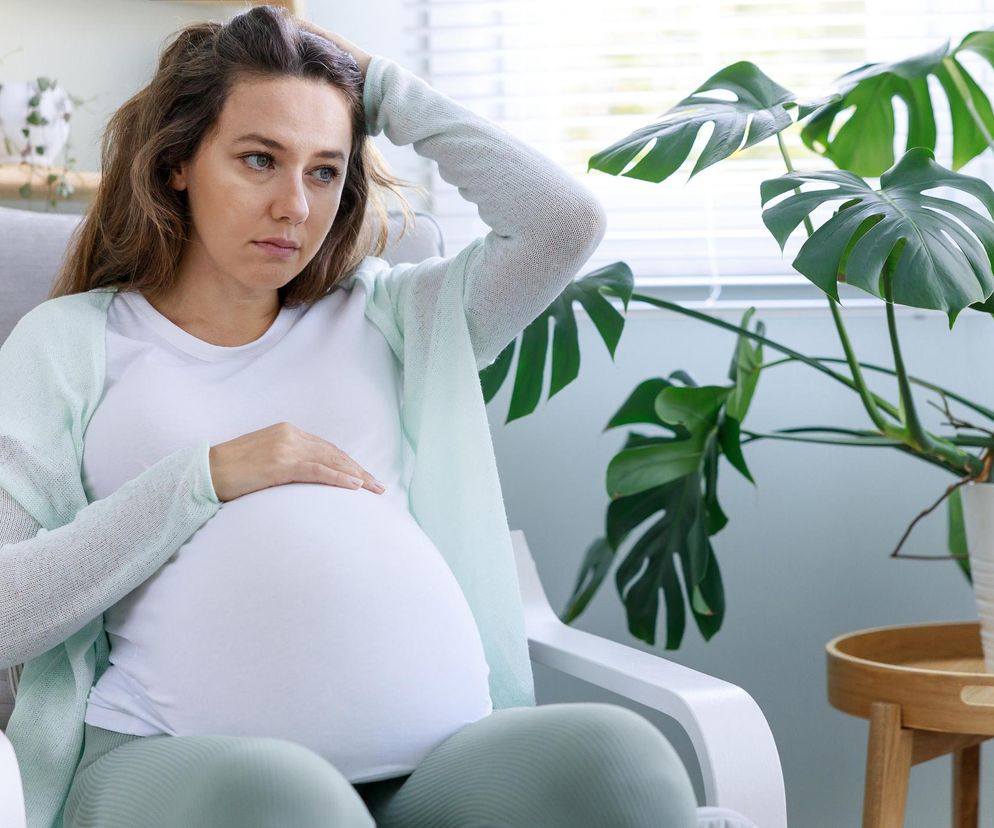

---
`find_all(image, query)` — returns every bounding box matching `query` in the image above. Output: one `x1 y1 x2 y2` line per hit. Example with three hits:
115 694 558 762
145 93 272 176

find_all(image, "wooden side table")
827 621 994 828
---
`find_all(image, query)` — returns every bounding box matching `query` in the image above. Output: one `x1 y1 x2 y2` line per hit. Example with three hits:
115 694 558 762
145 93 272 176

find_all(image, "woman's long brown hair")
48 4 424 308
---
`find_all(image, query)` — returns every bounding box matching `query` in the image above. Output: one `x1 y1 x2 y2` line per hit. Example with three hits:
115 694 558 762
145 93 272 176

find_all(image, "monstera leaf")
760 147 994 322
561 378 728 648
479 261 634 423
587 61 832 183
800 28 994 177
560 311 764 649
948 487 973 583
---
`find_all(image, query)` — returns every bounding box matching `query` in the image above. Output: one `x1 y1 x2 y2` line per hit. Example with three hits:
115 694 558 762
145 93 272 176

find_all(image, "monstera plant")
480 27 994 651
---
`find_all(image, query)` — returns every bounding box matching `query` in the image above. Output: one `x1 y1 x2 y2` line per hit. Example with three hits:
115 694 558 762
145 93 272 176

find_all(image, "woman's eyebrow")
233 132 345 161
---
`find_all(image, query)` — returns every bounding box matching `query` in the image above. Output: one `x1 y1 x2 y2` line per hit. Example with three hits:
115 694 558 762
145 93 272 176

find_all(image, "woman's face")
168 74 354 301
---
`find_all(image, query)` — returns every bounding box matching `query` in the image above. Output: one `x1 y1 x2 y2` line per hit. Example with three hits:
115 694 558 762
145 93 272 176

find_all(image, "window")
399 0 994 308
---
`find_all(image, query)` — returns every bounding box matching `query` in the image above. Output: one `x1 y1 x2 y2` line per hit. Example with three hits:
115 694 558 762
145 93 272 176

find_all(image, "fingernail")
372 480 386 492
349 476 363 487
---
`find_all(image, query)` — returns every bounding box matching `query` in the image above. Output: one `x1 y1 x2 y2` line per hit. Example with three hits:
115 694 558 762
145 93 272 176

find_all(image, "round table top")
827 620 994 734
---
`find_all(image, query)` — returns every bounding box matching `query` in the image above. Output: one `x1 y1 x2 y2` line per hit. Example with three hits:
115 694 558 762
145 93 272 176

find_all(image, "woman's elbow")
564 195 608 264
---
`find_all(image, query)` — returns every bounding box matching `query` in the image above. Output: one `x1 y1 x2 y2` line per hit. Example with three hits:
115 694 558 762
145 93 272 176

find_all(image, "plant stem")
634 293 901 422
741 430 901 447
765 355 994 423
881 268 981 473
741 429 964 474
947 435 994 448
777 426 994 451
829 298 903 435
776 426 899 439
883 267 926 447
775 132 900 436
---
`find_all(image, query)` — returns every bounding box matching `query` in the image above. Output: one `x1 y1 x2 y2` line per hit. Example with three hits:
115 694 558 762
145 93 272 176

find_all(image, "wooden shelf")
0 163 100 204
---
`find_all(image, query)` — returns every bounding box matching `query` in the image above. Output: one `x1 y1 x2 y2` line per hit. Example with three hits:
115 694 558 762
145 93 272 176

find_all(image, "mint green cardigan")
0 53 606 828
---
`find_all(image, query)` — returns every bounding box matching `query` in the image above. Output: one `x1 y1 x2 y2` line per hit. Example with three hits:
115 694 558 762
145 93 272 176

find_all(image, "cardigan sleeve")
362 55 608 370
0 302 223 671
0 439 221 671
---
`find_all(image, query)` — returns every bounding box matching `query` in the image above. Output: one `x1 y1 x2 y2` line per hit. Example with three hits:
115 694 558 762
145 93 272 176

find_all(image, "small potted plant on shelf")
0 61 82 209
481 27 994 661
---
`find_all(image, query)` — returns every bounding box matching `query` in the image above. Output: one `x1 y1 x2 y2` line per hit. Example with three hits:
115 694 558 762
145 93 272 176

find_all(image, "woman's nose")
272 176 310 224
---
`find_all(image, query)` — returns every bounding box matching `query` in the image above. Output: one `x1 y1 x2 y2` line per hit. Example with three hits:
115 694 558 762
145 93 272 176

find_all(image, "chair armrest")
0 727 27 828
510 530 787 828
526 618 787 828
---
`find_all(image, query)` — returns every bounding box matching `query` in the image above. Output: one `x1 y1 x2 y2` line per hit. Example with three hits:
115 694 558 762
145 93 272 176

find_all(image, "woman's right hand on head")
296 21 373 78
208 422 386 503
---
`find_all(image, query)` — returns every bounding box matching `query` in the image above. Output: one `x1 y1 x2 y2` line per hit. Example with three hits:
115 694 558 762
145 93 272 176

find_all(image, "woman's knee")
524 702 699 827
175 737 375 828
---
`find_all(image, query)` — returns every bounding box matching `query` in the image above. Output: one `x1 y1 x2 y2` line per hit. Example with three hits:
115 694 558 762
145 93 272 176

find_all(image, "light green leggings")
64 702 698 827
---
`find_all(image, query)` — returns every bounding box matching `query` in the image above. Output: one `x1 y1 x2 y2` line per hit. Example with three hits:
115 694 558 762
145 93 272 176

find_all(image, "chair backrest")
0 204 445 730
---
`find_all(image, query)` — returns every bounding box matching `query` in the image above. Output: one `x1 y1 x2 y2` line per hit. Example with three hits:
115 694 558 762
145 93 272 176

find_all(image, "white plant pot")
0 80 73 166
961 481 994 670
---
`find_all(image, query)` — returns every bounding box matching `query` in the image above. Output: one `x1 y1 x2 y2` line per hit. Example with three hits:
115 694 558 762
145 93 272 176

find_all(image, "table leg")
863 701 913 828
952 743 979 828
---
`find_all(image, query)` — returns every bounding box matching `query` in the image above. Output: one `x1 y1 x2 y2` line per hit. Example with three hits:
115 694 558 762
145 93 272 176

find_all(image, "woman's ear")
169 164 188 192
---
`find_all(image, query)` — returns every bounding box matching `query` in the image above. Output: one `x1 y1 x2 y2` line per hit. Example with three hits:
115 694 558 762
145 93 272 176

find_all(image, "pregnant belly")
101 482 494 781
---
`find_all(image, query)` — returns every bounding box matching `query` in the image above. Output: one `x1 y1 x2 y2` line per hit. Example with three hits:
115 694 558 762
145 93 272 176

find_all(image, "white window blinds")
398 0 994 307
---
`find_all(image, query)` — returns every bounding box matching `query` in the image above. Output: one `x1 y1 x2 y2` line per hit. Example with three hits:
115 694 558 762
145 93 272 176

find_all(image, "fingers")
297 430 385 494
294 22 371 75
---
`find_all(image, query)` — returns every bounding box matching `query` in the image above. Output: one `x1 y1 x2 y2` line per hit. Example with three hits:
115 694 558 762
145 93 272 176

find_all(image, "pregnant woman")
0 6 698 827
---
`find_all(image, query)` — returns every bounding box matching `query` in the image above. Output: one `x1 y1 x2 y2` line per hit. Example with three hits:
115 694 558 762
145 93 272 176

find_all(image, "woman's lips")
254 241 298 258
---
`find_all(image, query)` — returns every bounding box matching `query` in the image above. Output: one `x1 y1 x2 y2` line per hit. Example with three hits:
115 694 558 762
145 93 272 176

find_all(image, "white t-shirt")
82 284 493 783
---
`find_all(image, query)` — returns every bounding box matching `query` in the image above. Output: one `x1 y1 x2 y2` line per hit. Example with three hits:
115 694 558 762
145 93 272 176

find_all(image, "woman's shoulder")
340 254 393 291
5 288 115 359
22 286 113 318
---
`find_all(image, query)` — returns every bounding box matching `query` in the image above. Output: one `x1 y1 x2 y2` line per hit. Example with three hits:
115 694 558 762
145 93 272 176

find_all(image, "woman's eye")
243 153 339 184
244 153 273 170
